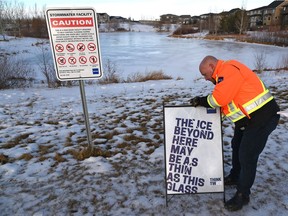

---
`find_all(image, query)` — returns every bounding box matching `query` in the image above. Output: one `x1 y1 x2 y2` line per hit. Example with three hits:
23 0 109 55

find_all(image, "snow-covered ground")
0 31 288 215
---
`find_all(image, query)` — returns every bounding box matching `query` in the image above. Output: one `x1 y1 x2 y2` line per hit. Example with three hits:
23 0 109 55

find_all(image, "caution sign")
163 105 224 196
45 7 102 81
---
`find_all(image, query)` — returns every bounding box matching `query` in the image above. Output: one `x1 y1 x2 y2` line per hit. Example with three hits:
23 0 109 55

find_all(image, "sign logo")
207 108 217 114
92 68 99 75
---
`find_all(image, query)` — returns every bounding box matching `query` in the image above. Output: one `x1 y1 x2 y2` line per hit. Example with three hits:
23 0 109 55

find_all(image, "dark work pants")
230 114 280 196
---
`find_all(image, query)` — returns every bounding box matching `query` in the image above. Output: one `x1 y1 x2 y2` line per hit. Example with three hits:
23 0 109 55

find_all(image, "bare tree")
235 1 249 35
235 9 249 35
36 41 60 88
14 1 25 37
0 0 26 37
212 14 221 35
3 0 16 36
0 0 5 39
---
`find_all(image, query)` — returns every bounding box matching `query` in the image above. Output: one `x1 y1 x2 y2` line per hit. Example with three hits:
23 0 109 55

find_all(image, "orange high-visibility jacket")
207 60 274 122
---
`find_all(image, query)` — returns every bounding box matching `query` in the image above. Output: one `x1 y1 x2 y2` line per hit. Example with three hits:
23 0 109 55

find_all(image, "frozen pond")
99 32 288 80
1 32 287 81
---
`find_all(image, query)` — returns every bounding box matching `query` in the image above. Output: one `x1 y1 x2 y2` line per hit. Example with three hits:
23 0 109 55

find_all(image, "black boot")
224 173 238 186
225 191 250 211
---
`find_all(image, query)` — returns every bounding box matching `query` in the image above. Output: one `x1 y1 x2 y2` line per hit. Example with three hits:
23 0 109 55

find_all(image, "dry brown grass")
0 153 9 164
172 25 198 35
54 153 67 163
44 120 59 125
18 153 33 161
144 148 155 155
1 133 31 149
39 144 53 156
98 59 173 85
66 147 114 161
116 142 130 149
126 70 172 83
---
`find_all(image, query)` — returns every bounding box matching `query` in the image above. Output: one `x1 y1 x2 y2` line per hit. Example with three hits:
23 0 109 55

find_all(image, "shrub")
126 70 172 83
277 54 288 70
98 59 121 84
97 60 172 85
253 51 267 73
172 25 199 35
247 31 288 47
0 56 35 89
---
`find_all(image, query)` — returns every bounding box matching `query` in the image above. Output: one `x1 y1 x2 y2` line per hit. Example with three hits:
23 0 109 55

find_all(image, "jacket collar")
212 59 224 81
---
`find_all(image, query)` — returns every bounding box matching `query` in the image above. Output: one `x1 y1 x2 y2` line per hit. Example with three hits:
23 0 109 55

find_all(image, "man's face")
200 63 215 84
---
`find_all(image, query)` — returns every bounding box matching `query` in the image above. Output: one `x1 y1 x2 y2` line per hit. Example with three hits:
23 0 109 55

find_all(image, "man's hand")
190 96 200 107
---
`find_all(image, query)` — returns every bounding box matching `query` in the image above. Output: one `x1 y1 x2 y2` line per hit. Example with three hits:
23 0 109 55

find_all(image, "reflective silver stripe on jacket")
244 90 272 113
207 94 219 108
228 102 236 113
227 90 273 122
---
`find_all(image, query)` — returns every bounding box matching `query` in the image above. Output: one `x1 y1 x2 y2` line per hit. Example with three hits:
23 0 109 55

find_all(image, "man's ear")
209 63 215 72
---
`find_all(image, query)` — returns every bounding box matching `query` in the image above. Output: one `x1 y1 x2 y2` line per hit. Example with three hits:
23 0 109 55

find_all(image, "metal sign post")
79 80 93 149
45 7 103 151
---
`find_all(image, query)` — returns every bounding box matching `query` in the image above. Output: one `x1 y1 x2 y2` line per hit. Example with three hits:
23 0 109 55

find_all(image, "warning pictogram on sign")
57 57 66 65
55 44 64 52
68 57 77 65
79 56 87 64
89 56 98 64
66 43 75 52
88 43 96 51
77 43 86 52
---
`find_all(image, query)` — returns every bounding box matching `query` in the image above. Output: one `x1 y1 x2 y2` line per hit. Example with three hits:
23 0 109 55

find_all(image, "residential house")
159 0 288 32
97 13 110 23
247 6 266 28
179 15 191 24
109 16 127 23
160 14 179 24
247 0 288 30
191 16 200 25
263 0 287 28
199 13 222 33
281 1 288 28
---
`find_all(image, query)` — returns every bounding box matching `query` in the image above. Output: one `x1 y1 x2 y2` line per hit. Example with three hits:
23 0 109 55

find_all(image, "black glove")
190 96 200 107
190 96 211 108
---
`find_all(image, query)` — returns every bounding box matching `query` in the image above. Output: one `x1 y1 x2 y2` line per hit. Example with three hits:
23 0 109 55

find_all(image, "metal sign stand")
79 80 93 150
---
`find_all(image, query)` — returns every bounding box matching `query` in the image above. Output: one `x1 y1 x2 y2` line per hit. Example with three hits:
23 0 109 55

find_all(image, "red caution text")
50 17 93 28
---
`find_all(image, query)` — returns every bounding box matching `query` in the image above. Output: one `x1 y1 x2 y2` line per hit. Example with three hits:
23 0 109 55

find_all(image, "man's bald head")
199 55 218 84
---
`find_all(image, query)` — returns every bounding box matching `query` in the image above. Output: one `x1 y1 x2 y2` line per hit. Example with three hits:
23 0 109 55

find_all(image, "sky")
23 0 276 20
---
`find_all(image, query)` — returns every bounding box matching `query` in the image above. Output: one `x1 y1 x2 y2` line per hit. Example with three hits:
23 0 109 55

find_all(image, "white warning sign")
164 105 224 195
45 7 103 81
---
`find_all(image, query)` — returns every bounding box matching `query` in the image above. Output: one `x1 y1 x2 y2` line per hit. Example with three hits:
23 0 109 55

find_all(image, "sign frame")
45 7 103 81
163 105 225 206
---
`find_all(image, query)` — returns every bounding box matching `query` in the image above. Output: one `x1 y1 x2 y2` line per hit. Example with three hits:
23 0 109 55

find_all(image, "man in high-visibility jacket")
190 55 280 211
